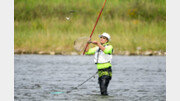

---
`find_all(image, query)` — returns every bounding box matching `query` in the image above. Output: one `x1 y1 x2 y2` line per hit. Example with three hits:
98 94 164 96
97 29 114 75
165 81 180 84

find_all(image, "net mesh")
74 37 90 52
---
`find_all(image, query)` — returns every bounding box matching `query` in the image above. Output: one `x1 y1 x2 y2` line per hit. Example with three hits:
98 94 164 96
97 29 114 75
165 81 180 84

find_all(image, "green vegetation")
14 0 166 55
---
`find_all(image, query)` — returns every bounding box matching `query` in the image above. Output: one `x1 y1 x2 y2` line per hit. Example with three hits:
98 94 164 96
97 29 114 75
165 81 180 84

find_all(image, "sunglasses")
100 36 107 39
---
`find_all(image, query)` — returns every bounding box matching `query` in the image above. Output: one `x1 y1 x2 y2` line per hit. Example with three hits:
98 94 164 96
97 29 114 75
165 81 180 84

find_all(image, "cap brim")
99 35 110 41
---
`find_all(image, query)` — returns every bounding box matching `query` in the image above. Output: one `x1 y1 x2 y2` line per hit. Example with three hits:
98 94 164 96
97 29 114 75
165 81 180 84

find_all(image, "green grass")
14 0 166 55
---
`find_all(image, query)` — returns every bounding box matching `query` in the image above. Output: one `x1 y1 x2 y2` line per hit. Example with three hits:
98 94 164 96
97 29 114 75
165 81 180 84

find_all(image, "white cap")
99 32 111 41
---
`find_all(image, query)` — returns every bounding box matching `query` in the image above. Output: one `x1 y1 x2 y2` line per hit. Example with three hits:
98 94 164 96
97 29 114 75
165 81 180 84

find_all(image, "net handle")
83 0 107 55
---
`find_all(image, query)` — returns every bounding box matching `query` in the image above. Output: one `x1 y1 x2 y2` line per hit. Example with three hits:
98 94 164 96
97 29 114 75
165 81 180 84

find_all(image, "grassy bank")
14 0 166 55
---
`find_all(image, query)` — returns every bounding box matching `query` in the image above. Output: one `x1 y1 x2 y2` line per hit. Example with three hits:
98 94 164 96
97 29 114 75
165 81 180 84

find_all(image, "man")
85 32 113 95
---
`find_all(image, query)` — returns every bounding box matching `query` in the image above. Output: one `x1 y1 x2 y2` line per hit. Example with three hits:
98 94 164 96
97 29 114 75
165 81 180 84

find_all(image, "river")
14 55 166 101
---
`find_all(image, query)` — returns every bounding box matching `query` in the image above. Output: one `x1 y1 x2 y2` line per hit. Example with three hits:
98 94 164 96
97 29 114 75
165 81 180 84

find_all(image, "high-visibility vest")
94 44 113 64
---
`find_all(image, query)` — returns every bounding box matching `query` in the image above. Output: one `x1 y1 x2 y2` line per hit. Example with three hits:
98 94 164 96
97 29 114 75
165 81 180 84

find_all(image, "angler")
85 32 113 95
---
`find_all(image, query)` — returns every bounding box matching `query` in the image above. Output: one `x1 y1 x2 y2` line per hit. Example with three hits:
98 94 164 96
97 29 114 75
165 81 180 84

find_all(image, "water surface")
15 55 166 101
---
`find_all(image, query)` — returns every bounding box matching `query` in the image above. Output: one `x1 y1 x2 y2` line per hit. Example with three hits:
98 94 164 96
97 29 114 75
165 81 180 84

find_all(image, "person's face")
100 36 108 44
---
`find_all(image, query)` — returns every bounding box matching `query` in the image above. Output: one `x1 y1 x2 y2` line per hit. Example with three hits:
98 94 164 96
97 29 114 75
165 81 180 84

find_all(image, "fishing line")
50 71 98 94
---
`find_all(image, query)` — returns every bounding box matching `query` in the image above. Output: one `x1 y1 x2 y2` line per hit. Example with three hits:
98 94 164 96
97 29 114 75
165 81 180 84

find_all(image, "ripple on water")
14 55 166 101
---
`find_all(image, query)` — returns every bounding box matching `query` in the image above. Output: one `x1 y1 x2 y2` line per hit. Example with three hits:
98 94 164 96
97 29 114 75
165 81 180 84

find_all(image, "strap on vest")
96 48 101 63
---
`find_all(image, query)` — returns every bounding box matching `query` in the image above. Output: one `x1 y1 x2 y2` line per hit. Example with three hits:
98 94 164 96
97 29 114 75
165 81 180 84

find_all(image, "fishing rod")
51 0 107 95
82 0 107 55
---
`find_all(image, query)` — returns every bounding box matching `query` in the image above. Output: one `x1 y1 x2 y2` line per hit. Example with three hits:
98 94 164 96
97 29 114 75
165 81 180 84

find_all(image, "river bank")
14 49 165 56
15 0 166 55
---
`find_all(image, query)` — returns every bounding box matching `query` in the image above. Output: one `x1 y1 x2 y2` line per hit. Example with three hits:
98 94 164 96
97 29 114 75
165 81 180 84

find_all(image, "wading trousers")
98 75 111 95
98 67 112 95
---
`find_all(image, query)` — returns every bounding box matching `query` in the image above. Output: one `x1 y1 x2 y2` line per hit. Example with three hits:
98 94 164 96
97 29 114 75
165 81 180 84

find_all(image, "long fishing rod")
51 0 107 95
82 0 107 55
